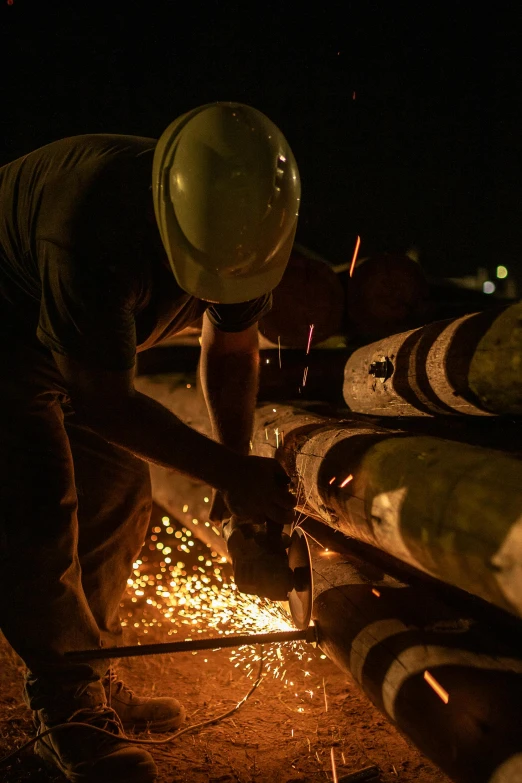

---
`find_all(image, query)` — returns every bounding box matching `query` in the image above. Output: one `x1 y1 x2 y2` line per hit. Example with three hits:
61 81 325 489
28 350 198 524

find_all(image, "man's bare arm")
52 351 242 492
199 313 259 457
51 350 293 526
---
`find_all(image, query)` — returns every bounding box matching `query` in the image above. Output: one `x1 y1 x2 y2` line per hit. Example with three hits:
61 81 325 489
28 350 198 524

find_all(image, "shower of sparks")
340 474 353 488
342 752 346 765
424 670 449 704
278 335 282 369
371 588 381 597
330 747 339 783
306 324 315 355
302 367 309 386
323 678 328 712
275 428 280 448
349 235 361 277
328 476 336 485
124 517 310 686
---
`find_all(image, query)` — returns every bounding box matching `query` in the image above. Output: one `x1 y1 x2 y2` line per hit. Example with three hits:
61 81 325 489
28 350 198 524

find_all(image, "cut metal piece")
288 527 313 630
66 626 317 661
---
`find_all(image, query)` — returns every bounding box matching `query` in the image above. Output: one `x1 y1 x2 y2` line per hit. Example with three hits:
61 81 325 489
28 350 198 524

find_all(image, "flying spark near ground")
123 512 314 689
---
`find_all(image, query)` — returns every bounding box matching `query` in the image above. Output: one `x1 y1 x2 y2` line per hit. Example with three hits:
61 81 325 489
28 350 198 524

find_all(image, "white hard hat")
152 102 301 303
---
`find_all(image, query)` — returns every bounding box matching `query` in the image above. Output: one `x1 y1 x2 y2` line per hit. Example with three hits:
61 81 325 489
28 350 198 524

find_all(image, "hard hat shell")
152 102 301 303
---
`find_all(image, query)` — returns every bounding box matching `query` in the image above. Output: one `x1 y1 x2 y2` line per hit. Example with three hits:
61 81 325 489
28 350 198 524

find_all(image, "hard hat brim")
170 224 297 304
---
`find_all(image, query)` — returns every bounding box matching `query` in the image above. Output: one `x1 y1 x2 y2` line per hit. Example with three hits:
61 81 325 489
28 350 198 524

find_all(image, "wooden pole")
253 404 522 621
305 520 522 783
258 251 345 347
344 254 429 339
137 345 350 406
343 302 522 416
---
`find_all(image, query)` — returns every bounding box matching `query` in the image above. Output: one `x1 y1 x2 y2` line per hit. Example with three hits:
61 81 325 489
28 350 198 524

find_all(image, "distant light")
483 281 496 294
496 265 508 279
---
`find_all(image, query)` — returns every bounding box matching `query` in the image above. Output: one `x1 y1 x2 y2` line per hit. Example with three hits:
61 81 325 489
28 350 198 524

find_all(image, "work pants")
0 338 151 711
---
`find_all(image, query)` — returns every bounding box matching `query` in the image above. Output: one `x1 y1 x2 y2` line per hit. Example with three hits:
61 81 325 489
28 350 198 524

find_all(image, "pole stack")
252 404 522 621
343 302 522 417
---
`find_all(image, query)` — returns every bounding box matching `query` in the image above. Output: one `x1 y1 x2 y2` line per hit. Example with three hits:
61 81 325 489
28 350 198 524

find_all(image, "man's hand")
221 455 295 528
209 490 229 525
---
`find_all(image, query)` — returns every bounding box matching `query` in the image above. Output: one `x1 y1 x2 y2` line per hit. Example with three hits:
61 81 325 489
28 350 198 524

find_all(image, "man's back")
0 134 156 321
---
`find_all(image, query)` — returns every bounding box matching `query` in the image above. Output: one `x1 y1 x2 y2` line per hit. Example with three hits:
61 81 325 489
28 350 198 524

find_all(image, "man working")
0 102 300 782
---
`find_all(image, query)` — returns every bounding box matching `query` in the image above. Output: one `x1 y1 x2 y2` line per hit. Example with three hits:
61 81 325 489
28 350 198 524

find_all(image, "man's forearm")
199 341 259 456
79 389 244 492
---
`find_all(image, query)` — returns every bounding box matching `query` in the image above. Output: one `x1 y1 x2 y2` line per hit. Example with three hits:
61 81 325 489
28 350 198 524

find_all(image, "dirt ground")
0 505 450 783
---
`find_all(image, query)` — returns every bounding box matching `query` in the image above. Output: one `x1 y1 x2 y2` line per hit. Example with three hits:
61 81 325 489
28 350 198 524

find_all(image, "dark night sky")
2 1 522 284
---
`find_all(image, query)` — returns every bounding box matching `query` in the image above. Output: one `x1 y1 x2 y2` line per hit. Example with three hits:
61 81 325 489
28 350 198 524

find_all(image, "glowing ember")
339 474 353 488
328 476 336 485
424 670 449 704
371 588 381 597
330 746 339 783
306 324 315 355
349 235 361 277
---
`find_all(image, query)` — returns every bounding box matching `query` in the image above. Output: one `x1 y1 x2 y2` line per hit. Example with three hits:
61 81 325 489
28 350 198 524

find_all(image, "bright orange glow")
371 588 381 597
424 670 449 704
340 474 353 488
349 235 361 277
328 476 336 485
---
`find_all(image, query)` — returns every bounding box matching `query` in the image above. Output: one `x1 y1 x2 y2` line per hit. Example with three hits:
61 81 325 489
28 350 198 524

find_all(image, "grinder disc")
287 527 313 629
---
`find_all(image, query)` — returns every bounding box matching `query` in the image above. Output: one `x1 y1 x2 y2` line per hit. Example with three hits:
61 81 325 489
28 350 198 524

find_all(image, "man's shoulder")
23 135 157 252
19 133 155 164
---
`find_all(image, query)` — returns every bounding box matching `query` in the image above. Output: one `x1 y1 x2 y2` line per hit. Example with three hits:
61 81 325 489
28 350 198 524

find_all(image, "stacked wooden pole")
252 403 522 621
306 520 522 783
343 302 522 416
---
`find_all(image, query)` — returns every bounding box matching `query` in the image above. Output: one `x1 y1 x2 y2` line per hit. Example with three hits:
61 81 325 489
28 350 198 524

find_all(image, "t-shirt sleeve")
36 239 137 371
205 292 273 333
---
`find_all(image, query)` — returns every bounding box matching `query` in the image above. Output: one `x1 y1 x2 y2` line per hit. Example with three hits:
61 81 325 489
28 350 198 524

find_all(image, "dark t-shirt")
0 134 271 370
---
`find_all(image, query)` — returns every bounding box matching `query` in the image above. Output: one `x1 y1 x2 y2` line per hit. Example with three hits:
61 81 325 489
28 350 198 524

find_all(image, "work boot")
34 681 157 782
103 670 186 732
